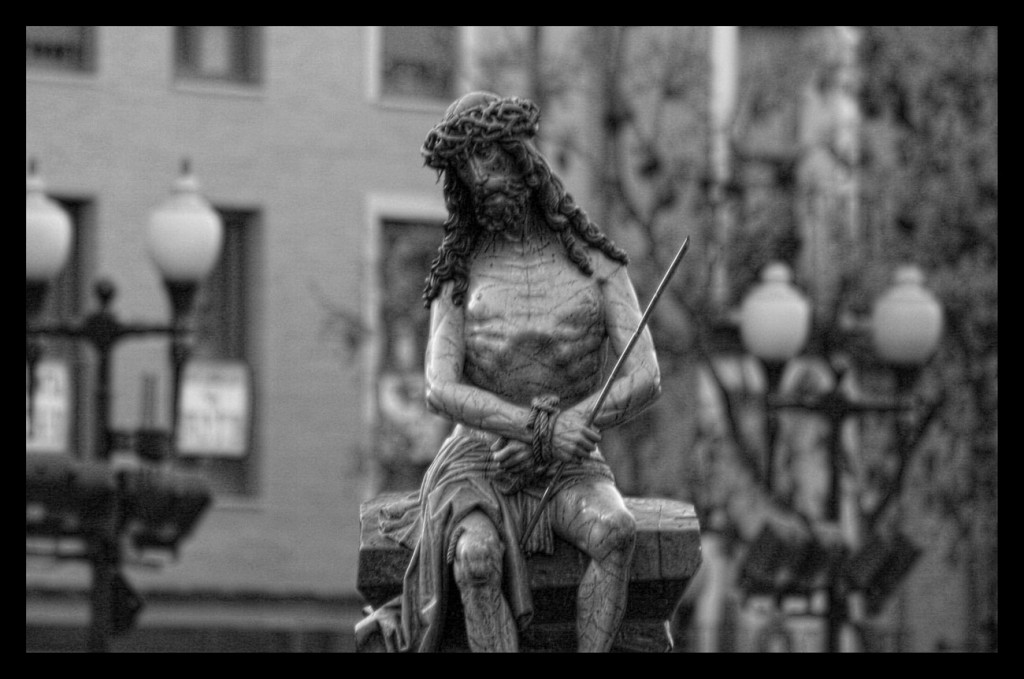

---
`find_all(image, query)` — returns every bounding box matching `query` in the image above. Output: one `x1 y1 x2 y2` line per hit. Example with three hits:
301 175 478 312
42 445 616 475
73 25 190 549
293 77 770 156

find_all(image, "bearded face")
423 93 630 307
455 142 532 235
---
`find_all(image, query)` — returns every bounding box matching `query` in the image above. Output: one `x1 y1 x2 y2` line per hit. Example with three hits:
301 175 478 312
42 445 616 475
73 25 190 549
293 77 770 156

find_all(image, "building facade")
27 26 472 650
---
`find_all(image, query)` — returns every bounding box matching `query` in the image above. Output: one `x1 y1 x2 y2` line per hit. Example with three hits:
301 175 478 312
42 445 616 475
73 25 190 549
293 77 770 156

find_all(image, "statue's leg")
550 479 636 652
452 510 518 652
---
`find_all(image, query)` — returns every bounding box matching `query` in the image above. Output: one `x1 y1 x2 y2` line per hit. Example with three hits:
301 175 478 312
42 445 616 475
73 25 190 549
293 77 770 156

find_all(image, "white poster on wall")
26 359 71 454
176 360 251 458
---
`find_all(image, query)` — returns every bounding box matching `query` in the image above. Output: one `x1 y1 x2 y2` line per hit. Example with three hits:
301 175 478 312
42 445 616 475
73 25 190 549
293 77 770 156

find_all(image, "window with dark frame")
381 26 457 101
175 26 261 84
26 26 95 72
193 209 253 362
27 198 95 460
177 208 259 496
373 218 448 492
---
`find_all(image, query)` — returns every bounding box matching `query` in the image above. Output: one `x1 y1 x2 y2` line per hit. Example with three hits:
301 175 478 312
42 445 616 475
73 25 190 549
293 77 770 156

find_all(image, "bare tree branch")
866 386 948 532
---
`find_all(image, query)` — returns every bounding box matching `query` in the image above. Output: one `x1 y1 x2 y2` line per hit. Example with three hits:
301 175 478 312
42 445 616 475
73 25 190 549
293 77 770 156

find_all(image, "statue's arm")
423 283 532 443
573 258 662 430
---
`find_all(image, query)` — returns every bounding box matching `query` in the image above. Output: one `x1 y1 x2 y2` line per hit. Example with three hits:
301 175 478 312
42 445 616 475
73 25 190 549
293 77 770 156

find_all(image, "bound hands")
491 406 601 474
550 407 601 462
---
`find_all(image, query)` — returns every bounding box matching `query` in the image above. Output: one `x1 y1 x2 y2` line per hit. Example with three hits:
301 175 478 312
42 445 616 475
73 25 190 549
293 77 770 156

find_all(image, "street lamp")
26 162 74 429
738 262 811 366
736 260 942 652
870 265 944 396
738 262 811 493
148 159 224 306
147 159 224 443
25 160 222 653
26 160 72 312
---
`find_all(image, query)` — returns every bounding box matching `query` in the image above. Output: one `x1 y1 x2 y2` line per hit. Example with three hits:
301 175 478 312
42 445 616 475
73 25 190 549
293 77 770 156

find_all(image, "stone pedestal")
356 493 701 652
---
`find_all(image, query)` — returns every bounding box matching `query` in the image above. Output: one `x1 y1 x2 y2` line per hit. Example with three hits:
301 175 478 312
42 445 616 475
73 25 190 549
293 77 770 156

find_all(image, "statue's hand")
491 438 534 474
551 408 601 463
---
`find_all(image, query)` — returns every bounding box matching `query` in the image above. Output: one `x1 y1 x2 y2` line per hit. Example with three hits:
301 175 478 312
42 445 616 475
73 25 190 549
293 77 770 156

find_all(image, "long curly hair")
422 93 628 307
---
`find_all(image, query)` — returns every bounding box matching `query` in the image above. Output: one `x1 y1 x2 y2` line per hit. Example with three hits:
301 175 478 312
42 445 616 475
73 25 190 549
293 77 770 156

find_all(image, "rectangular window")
194 209 253 361
380 26 457 101
177 208 259 496
26 26 95 72
370 218 450 492
27 198 95 459
175 26 261 84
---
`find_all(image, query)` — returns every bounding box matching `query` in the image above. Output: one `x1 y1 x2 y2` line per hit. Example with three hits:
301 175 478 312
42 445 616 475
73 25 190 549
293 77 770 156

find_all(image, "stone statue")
363 91 662 652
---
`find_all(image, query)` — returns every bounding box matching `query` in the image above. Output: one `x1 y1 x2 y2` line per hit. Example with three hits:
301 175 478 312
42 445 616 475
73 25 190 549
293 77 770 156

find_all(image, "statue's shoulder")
428 280 464 314
586 245 628 284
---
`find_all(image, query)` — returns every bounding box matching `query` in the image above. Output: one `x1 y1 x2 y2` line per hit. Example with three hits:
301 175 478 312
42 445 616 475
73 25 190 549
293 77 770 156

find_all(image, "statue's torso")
463 235 606 408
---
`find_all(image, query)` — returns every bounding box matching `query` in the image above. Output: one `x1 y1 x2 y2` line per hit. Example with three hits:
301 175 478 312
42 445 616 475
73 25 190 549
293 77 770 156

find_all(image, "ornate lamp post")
738 263 811 493
736 261 942 652
147 160 225 444
26 160 222 653
26 162 73 424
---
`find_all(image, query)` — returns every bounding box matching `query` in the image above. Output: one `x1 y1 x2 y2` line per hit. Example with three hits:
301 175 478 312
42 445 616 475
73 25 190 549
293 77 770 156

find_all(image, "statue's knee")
589 510 637 560
454 533 504 589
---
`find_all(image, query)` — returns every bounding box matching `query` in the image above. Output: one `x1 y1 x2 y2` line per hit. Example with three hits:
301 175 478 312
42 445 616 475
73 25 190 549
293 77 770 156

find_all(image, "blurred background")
26 26 997 653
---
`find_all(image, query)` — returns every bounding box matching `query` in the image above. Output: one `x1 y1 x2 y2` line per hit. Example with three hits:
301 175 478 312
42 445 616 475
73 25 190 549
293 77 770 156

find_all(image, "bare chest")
466 247 602 336
462 243 606 403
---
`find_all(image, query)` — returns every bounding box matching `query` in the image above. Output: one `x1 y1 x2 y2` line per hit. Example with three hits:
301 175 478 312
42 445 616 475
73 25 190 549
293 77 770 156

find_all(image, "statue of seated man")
372 91 662 653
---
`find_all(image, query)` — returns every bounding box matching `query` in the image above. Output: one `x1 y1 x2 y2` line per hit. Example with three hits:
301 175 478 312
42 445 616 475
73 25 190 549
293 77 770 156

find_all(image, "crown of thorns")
422 96 540 169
